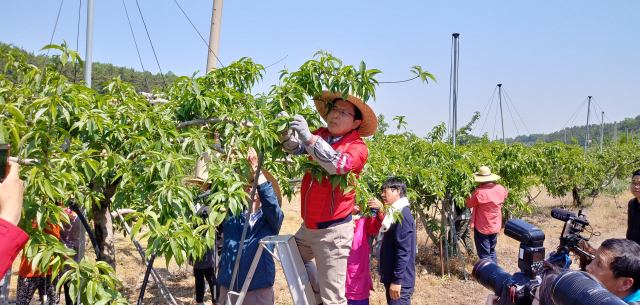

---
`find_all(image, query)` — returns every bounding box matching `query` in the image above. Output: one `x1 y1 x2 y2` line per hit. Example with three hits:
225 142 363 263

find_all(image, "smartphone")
0 143 10 183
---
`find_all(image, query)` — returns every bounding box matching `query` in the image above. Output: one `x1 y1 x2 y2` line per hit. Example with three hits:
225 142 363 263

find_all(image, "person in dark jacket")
185 155 223 305
217 148 284 305
627 169 640 245
372 178 415 305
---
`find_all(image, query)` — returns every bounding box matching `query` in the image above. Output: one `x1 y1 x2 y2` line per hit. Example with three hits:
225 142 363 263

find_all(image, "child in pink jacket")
346 201 385 305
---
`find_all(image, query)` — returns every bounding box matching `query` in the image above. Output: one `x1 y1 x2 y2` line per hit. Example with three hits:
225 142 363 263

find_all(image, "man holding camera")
586 238 640 303
465 166 508 264
627 169 640 246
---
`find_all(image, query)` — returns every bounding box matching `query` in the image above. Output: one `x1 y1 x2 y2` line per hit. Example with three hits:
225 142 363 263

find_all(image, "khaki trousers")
295 221 355 305
219 286 274 305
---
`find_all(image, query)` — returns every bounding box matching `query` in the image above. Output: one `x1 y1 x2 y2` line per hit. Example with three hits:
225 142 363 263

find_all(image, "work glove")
277 111 303 153
291 115 313 143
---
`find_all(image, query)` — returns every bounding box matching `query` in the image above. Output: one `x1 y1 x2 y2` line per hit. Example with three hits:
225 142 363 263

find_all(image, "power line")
38 0 65 91
472 86 497 135
502 91 521 136
478 90 496 136
501 87 531 135
171 0 224 68
121 0 152 92
133 0 167 88
264 55 288 69
73 0 82 83
562 97 588 130
492 92 500 140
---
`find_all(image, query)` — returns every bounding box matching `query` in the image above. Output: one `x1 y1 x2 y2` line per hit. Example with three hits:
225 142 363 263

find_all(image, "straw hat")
248 169 283 206
183 153 211 188
313 91 378 138
474 166 501 183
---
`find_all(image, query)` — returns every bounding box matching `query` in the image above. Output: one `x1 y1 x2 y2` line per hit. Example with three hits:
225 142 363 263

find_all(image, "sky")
2 1 639 138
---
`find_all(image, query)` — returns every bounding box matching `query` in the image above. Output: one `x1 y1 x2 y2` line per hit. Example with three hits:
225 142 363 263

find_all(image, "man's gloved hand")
290 115 313 143
277 111 303 153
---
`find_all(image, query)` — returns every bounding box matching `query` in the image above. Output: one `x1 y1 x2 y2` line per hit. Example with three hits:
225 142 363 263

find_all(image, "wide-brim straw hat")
313 91 378 138
248 169 283 206
474 166 501 183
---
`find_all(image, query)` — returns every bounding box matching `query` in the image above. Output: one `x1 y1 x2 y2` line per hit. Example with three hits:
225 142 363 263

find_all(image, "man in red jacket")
280 91 377 305
0 161 29 276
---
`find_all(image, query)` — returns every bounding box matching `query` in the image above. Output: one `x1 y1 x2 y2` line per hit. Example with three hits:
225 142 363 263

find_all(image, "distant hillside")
507 114 640 146
0 42 176 93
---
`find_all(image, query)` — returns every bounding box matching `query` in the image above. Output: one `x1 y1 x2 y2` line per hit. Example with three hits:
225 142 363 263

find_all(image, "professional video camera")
473 219 546 305
548 208 597 270
551 271 628 305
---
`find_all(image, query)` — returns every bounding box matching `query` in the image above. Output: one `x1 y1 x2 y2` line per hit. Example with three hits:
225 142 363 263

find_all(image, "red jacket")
0 218 29 276
465 183 508 235
301 128 368 229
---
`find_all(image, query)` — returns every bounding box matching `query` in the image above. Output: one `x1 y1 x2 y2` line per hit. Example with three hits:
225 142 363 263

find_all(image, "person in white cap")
465 166 508 264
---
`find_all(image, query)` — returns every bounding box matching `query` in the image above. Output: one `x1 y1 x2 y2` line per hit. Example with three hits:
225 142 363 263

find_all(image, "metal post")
600 111 604 152
628 128 630 145
614 122 617 146
498 84 505 143
206 0 223 73
564 131 567 144
451 33 460 148
84 0 94 88
584 96 592 158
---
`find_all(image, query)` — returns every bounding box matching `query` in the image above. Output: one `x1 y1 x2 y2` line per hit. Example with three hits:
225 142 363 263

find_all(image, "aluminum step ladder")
0 270 12 305
225 235 316 305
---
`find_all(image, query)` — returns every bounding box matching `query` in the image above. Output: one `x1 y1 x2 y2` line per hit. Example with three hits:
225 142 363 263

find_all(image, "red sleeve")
0 218 29 276
366 213 385 236
339 141 368 175
465 191 478 208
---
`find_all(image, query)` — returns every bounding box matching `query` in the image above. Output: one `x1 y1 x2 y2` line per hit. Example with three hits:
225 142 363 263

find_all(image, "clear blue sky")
2 1 639 138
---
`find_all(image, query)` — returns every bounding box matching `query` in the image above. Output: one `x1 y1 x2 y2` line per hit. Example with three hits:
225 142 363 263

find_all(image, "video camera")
473 219 545 305
548 208 596 270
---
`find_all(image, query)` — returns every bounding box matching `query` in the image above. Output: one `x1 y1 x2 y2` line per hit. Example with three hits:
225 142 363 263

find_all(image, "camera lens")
473 259 513 296
551 271 626 305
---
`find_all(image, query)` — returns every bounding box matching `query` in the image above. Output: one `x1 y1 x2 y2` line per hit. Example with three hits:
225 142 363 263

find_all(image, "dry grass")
6 190 632 304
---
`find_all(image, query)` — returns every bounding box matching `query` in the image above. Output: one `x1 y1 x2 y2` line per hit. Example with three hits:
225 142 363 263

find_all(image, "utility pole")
600 111 604 152
206 0 224 73
584 96 592 158
498 84 505 143
614 121 617 146
451 33 460 148
564 131 567 144
84 0 95 88
627 128 629 145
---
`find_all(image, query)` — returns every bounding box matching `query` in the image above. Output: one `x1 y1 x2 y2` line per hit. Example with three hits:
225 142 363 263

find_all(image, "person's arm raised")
0 161 24 226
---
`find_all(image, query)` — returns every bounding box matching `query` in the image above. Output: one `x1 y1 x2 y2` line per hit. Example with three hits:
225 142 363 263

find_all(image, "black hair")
331 98 363 121
601 238 640 291
382 178 407 198
538 264 562 305
633 169 640 179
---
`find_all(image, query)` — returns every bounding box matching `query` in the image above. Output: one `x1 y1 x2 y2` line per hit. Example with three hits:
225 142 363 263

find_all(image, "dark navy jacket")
217 182 284 291
379 206 416 287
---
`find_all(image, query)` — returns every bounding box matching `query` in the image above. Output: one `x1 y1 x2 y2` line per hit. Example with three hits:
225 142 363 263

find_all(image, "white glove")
290 115 312 143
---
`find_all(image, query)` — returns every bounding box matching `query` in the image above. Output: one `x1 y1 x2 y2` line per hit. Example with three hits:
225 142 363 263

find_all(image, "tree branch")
110 209 137 219
8 156 40 166
176 117 254 129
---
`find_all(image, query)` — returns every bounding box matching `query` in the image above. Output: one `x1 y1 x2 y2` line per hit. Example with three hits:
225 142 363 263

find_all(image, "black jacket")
379 206 416 287
627 198 640 245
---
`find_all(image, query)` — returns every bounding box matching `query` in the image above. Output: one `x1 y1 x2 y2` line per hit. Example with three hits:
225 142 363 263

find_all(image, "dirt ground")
6 189 632 304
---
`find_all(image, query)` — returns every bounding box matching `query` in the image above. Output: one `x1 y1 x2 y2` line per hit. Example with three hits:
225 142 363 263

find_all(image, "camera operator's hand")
485 294 499 305
390 283 401 300
0 162 24 226
367 198 382 210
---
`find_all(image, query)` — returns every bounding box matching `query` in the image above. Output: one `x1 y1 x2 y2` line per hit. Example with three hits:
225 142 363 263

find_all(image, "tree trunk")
572 186 583 207
90 179 121 270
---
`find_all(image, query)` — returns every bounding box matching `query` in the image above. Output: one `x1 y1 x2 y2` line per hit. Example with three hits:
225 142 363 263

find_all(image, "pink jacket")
465 183 508 235
346 214 384 301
